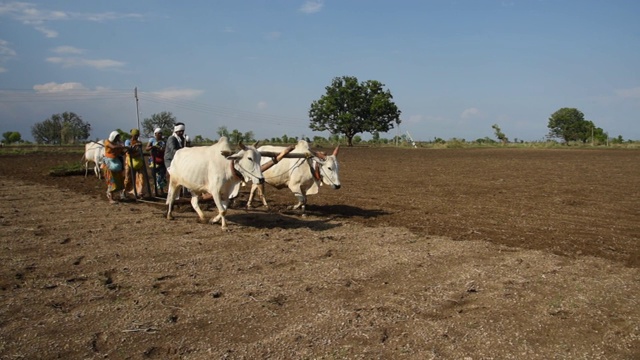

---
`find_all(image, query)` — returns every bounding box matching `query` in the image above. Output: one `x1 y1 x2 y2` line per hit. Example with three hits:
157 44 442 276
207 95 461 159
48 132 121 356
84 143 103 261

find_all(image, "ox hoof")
166 214 175 220
197 218 208 224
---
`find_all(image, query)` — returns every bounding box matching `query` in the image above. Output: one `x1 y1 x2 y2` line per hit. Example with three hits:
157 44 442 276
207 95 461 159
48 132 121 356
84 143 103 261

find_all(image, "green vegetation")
31 112 91 144
49 161 86 176
2 131 23 144
141 111 176 138
308 75 401 146
547 107 609 145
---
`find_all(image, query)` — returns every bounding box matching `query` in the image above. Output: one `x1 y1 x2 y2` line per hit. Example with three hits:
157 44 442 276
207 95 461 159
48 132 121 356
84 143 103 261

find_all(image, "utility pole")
134 87 141 132
406 131 417 148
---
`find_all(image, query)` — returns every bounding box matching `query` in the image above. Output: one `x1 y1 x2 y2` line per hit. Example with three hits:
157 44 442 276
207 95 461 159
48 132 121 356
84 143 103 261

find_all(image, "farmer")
164 122 187 174
103 131 127 204
123 128 147 199
146 127 167 196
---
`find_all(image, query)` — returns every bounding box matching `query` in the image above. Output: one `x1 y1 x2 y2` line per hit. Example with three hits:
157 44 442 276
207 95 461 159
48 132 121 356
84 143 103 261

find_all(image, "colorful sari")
104 140 125 193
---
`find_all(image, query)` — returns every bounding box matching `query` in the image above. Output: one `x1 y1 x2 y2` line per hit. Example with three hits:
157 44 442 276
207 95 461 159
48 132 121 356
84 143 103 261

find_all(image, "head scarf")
172 124 186 147
108 131 119 142
130 128 140 136
154 128 162 134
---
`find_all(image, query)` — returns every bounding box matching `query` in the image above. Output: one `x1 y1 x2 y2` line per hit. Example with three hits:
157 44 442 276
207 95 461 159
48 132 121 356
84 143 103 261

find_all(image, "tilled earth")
0 147 639 359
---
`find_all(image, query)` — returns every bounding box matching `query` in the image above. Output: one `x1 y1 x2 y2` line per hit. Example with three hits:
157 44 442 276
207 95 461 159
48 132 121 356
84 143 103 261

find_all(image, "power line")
0 88 311 129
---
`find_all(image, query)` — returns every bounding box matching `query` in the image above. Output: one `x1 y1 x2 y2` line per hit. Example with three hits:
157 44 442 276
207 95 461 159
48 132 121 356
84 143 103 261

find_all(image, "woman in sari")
123 128 147 199
103 131 127 204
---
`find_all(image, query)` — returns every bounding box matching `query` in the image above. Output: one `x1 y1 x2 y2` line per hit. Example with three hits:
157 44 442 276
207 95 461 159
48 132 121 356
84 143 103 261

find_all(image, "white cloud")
0 39 17 72
33 82 88 93
461 107 481 119
52 45 84 54
257 101 268 110
299 0 324 14
0 2 144 38
46 56 125 69
151 88 204 99
615 87 640 99
223 27 235 33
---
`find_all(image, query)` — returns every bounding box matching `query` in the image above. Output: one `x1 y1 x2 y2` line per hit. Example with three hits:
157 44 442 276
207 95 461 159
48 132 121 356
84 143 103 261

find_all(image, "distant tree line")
15 87 631 147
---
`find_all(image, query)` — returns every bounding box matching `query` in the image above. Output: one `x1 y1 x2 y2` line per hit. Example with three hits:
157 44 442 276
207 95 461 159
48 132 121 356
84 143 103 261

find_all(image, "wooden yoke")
260 145 295 172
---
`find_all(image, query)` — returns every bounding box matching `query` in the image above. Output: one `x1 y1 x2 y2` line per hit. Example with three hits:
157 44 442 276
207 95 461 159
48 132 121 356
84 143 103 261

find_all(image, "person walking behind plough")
146 128 167 196
103 131 127 204
123 128 147 199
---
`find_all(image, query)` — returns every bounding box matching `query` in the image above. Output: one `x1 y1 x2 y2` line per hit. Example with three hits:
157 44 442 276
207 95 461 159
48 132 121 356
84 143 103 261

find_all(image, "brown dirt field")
1 147 639 359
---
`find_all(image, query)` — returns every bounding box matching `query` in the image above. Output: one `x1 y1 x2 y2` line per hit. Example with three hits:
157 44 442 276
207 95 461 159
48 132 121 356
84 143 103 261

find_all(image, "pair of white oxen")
83 137 341 230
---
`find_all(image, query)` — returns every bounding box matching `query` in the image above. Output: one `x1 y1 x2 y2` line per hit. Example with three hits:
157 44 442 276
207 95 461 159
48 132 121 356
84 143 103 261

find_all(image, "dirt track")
1 147 639 359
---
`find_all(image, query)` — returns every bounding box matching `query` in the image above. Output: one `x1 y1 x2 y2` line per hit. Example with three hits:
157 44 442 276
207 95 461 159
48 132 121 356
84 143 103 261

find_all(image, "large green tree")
142 111 176 138
31 112 91 144
547 108 592 144
309 76 401 146
2 131 22 144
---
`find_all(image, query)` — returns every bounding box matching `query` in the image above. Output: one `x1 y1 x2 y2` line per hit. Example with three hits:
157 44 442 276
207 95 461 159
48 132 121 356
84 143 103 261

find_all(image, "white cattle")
82 140 105 179
166 137 264 230
248 140 341 215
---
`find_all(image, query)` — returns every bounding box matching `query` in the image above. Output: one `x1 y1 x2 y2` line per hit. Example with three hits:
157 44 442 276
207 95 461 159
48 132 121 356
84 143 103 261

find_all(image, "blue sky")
1 0 639 143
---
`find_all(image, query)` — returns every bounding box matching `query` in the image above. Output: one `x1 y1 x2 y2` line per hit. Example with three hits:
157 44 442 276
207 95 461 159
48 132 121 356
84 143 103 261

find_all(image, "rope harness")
232 159 263 181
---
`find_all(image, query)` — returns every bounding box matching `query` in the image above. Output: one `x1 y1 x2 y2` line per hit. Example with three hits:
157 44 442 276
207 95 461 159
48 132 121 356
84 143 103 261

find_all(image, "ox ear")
333 145 340 157
220 150 233 157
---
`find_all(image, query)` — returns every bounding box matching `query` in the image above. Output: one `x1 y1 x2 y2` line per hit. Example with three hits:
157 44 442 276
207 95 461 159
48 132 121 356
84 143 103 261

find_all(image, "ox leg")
166 183 180 220
291 192 307 216
190 193 206 222
84 162 89 178
247 184 256 209
247 183 269 209
210 192 229 230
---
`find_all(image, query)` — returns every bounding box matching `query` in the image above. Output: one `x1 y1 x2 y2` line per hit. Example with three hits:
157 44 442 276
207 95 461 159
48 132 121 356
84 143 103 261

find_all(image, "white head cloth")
108 131 119 142
154 128 162 134
174 124 185 132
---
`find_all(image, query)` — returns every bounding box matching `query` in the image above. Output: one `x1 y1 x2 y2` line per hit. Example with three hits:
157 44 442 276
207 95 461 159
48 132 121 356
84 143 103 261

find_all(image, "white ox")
247 140 341 215
82 140 105 179
166 137 265 230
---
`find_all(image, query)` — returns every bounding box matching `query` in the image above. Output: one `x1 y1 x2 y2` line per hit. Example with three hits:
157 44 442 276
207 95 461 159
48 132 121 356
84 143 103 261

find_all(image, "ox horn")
314 151 327 160
253 141 260 148
238 141 247 150
332 145 340 156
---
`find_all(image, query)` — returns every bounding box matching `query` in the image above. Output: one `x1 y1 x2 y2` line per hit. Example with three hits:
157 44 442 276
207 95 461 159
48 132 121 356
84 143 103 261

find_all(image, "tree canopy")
142 111 177 138
492 124 508 144
547 108 591 144
31 112 91 144
308 76 401 146
2 131 22 144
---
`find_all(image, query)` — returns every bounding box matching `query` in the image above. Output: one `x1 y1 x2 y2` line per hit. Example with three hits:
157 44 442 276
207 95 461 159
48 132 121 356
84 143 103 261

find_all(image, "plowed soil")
1 147 639 359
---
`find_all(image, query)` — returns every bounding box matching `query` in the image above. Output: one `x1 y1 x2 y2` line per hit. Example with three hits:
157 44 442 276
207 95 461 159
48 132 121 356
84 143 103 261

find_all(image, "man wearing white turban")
164 122 187 173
